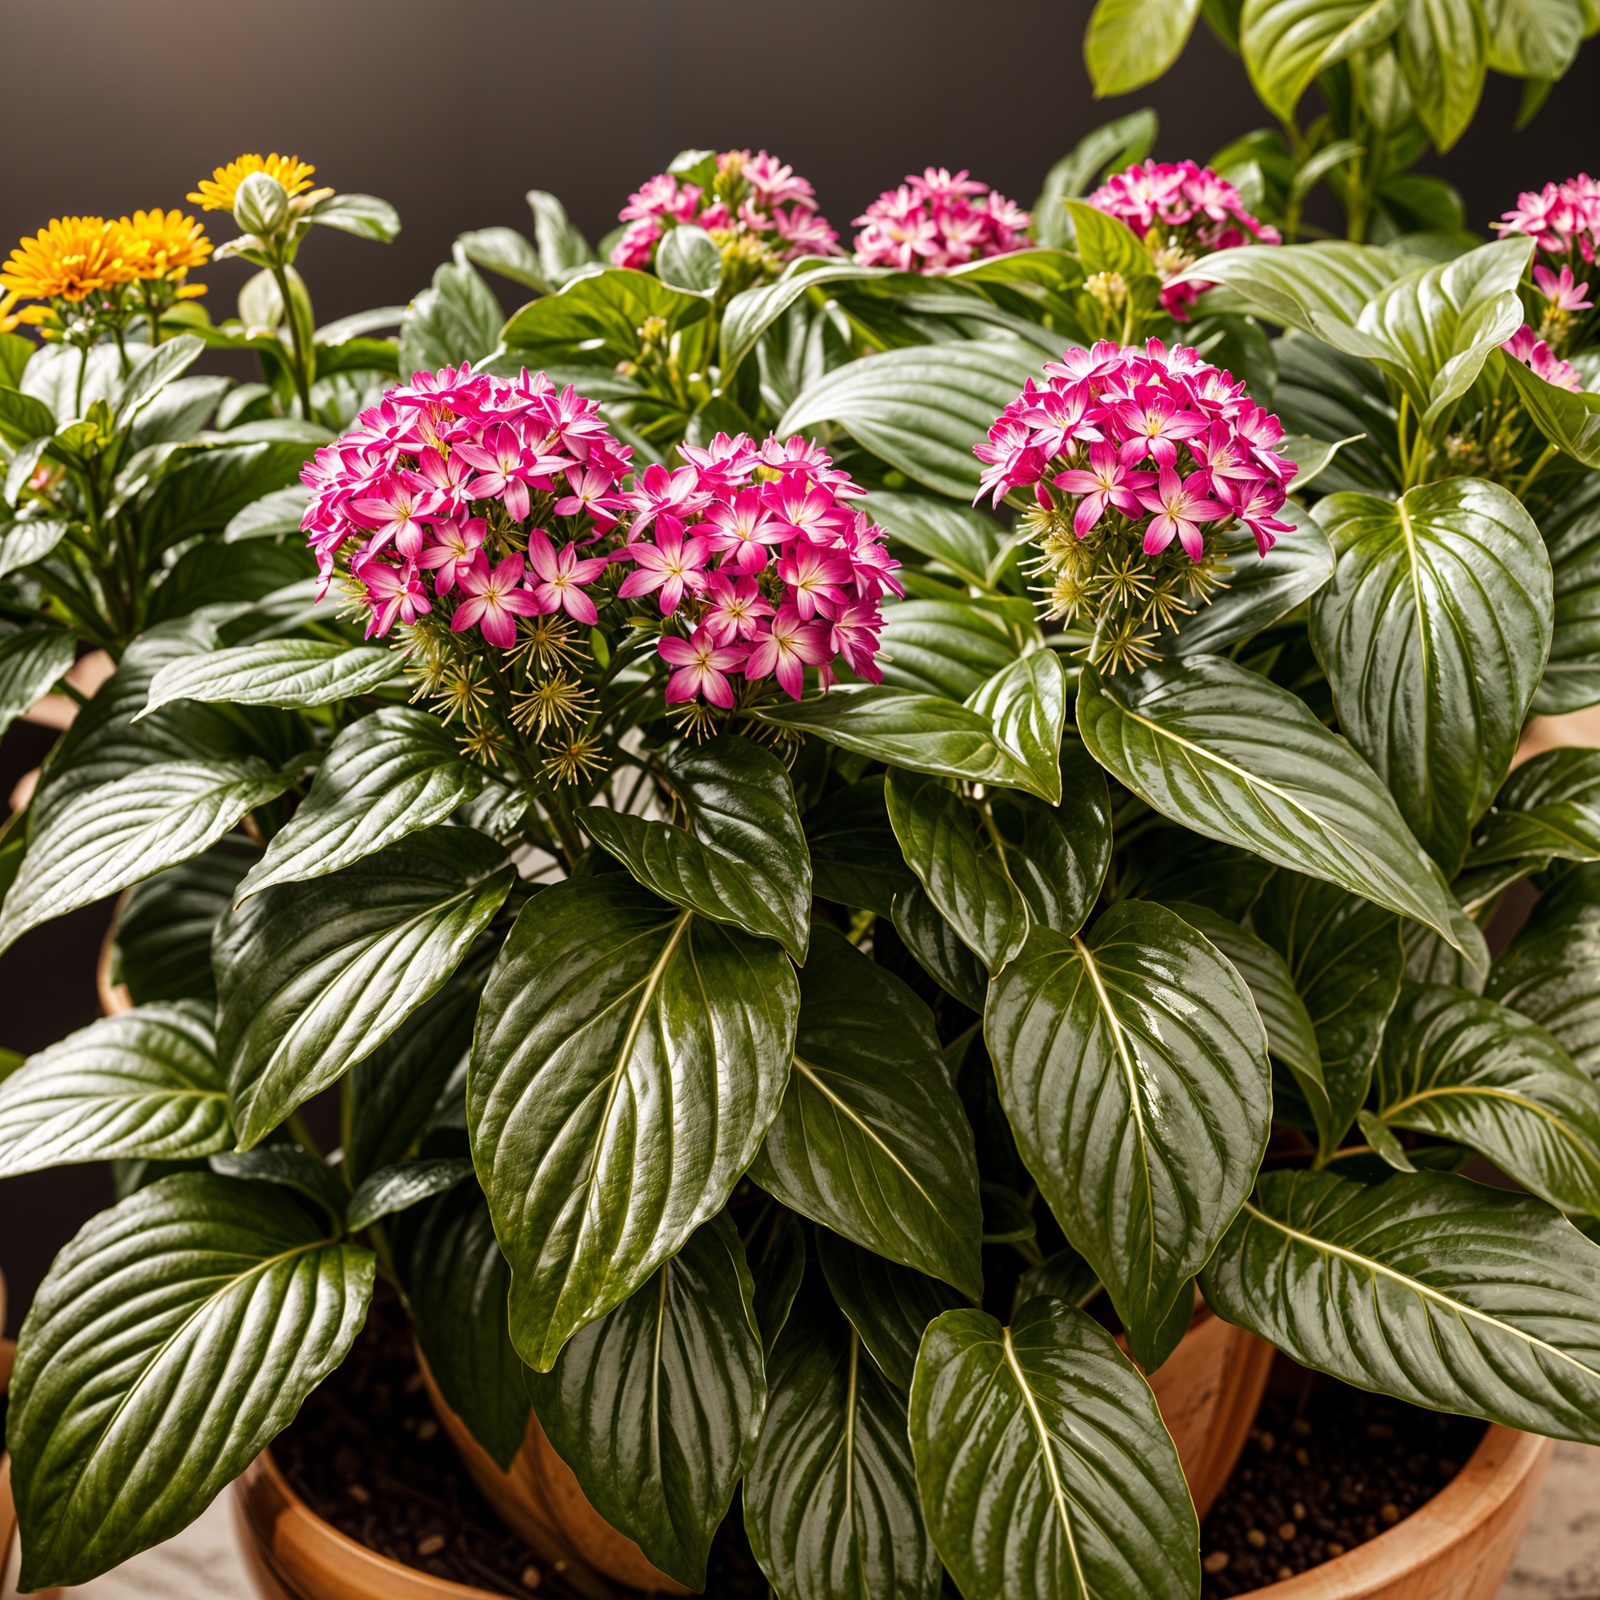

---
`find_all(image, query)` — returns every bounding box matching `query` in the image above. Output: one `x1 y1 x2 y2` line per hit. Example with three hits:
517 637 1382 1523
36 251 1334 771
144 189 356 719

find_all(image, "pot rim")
1229 1421 1552 1598
235 1445 516 1600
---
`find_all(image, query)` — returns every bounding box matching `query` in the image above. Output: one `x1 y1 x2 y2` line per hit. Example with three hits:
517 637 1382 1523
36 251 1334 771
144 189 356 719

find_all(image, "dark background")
1 0 1597 1336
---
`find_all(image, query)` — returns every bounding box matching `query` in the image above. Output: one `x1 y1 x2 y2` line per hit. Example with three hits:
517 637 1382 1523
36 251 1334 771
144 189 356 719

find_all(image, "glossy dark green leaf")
778 342 1042 500
1398 0 1489 150
748 1208 806 1357
346 1155 474 1232
817 1229 966 1392
404 1180 531 1470
1534 474 1600 712
755 684 1056 800
1402 905 1491 995
745 1276 938 1600
237 708 481 901
1084 0 1204 95
986 901 1271 1365
1488 873 1600 1073
1375 981 1600 1214
584 734 811 961
0 627 72 741
1078 655 1463 946
112 842 252 1005
526 1213 764 1589
140 640 402 715
1311 479 1551 872
1502 352 1600 471
209 1145 348 1225
891 884 991 1012
217 828 513 1149
144 538 317 626
1150 503 1334 659
1012 1246 1102 1318
876 601 1023 700
1252 869 1405 1151
806 779 918 914
751 924 982 1298
1240 0 1408 119
501 267 705 367
469 878 797 1371
140 441 316 555
862 491 1015 593
909 1299 1199 1600
7 1173 372 1587
399 255 502 375
1469 748 1600 867
981 1182 1038 1244
0 1001 227 1177
0 757 295 957
1200 1169 1600 1441
966 652 1070 806
720 258 890 378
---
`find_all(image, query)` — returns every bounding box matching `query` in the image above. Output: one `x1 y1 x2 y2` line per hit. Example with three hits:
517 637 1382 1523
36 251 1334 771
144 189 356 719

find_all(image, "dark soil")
1199 1379 1487 1595
275 1288 765 1597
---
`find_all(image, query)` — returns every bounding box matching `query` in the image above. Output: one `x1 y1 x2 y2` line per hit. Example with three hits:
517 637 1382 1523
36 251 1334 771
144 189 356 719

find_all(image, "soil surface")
1199 1380 1487 1595
275 1289 765 1597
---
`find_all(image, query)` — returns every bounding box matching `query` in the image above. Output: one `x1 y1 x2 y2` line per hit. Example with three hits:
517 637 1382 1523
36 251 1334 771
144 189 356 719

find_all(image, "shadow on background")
0 0 1595 1335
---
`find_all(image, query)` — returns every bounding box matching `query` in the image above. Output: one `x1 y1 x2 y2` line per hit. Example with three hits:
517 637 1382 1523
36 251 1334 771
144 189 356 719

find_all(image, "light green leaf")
1033 112 1159 248
656 225 723 297
456 226 547 291
0 627 73 741
1485 0 1583 78
1084 0 1205 94
1182 241 1429 335
1398 0 1489 150
309 193 401 242
399 256 502 376
722 259 893 378
140 640 402 715
1502 348 1600 470
1240 0 1408 120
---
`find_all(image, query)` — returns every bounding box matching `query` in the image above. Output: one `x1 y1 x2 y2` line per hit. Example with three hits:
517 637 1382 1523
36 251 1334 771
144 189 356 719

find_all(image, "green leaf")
1469 748 1600 866
909 1299 1199 1600
0 758 295 958
1253 869 1405 1152
1240 0 1408 120
749 1210 806 1357
0 518 70 579
750 925 983 1298
399 256 502 376
1062 201 1157 283
217 828 513 1148
456 226 547 291
1358 1107 1419 1170
141 640 402 715
1501 348 1600 469
1084 0 1205 94
236 707 481 901
404 1181 531 1470
1535 475 1600 712
656 225 723 297
721 258 890 379
1485 0 1585 74
1277 432 1366 491
112 334 206 434
1486 876 1600 1073
140 441 316 555
0 627 73 741
745 1275 939 1600
862 490 1015 593
891 884 991 1012
0 1001 227 1177
1151 501 1335 658
1200 1168 1600 1442
778 342 1042 501
966 651 1070 806
525 1212 764 1589
754 684 1056 800
816 1229 966 1391
209 1145 348 1226
581 734 812 961
1033 112 1159 248
1376 981 1600 1215
985 901 1271 1366
1182 241 1427 335
7 1173 373 1587
1012 1247 1102 1316
0 382 56 448
526 188 597 284
144 537 316 626
1077 655 1465 947
805 779 919 914
876 601 1024 700
1311 478 1552 873
1398 0 1489 150
500 267 705 366
113 842 252 1005
223 484 309 543
346 1155 473 1232
469 879 797 1371
982 1182 1038 1243
309 192 402 242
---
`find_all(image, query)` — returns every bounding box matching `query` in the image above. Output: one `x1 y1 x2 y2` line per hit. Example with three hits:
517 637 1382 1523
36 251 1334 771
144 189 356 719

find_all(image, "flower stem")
270 262 313 416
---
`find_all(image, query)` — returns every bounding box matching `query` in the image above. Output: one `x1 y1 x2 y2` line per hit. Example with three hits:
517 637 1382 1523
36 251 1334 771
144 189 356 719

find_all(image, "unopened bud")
234 172 290 237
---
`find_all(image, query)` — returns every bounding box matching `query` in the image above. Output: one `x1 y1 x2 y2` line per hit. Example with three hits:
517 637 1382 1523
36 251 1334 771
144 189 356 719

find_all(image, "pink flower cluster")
1085 161 1282 320
609 150 839 271
975 338 1297 560
1495 175 1600 266
852 168 1030 272
299 364 633 642
1503 325 1582 392
625 433 901 707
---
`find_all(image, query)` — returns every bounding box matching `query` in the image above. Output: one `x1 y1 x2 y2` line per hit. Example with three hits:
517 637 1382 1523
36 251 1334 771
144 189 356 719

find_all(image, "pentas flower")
1495 175 1600 264
1503 324 1582 391
975 338 1297 672
853 168 1030 272
1084 161 1281 321
609 148 839 279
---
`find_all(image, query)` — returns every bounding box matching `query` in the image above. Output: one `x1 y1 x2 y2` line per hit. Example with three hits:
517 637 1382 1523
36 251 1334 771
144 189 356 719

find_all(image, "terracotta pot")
1235 1422 1551 1600
417 1346 687 1596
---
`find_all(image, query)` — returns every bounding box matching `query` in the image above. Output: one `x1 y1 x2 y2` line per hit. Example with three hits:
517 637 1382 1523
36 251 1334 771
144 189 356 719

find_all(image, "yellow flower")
188 153 316 213
0 217 144 303
0 289 23 333
119 209 211 282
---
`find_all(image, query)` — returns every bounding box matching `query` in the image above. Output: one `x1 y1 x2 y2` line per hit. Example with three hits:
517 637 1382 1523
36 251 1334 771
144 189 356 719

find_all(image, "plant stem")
270 262 313 415
287 1107 323 1156
1515 443 1558 498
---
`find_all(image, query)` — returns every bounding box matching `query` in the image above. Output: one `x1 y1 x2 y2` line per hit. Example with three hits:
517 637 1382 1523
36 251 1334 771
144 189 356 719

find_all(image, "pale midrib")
1383 1084 1597 1160
1072 935 1156 1294
793 1055 944 1217
1241 1199 1600 1380
1001 1326 1087 1595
